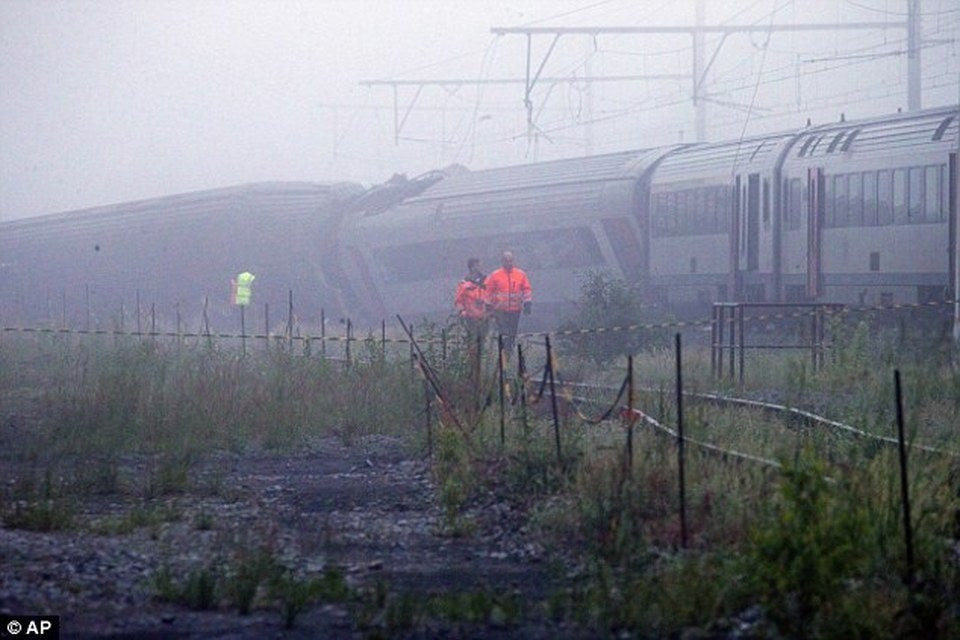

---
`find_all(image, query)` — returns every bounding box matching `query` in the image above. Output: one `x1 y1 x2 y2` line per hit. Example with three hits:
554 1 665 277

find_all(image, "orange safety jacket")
455 278 487 319
484 267 532 313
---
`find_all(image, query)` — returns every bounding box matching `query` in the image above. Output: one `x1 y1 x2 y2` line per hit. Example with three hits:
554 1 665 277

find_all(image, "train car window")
798 135 816 157
878 170 893 225
863 171 878 226
787 178 802 231
824 175 836 227
908 167 924 223
848 172 863 226
893 169 908 224
840 128 861 151
942 164 949 220
808 135 825 156
826 131 846 153
924 166 941 222
834 174 849 227
932 115 955 141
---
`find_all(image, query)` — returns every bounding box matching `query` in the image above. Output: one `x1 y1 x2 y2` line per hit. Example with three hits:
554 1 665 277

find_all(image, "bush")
558 270 671 364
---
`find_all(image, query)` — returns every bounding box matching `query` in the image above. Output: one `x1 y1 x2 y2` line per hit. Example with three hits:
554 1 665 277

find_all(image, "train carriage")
780 106 958 307
646 133 796 313
338 150 664 327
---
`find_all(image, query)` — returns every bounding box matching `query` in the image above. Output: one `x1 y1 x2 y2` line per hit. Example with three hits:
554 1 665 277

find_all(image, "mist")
2 0 958 221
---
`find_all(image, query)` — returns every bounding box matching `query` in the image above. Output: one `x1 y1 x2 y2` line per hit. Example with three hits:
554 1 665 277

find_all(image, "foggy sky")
2 0 958 221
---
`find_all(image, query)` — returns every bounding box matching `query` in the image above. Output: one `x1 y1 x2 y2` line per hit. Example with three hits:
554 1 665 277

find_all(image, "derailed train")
1 104 958 332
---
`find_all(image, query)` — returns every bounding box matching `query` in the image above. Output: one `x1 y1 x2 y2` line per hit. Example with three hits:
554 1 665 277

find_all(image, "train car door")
806 167 824 299
745 174 760 272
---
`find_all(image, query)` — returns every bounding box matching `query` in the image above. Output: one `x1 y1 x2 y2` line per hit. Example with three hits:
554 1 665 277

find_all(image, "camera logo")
0 615 59 638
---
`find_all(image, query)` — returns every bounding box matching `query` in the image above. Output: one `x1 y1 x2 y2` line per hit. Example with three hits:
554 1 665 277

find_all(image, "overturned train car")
0 182 363 330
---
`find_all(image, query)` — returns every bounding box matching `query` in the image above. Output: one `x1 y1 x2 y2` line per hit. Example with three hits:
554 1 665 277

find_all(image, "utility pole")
693 0 706 142
907 0 922 111
491 18 908 143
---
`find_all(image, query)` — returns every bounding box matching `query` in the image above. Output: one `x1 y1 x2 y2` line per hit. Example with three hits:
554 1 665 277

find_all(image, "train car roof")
788 104 958 160
1 181 362 242
651 133 797 184
404 148 652 204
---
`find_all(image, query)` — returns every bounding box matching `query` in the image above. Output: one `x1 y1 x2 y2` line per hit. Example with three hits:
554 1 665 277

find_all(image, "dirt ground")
0 435 599 639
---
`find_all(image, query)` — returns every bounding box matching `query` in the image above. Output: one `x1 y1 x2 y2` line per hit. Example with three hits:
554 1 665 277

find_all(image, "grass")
2 314 960 636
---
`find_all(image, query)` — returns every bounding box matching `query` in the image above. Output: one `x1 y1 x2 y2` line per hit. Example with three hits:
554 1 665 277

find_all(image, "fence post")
346 319 352 366
150 303 156 343
894 369 915 584
264 302 270 351
240 304 247 357
203 296 212 348
727 304 735 380
627 354 634 473
710 305 718 377
675 333 688 549
288 290 294 351
424 380 432 457
136 290 142 341
382 319 387 362
517 343 528 435
498 334 505 449
546 334 562 466
716 305 725 378
738 304 745 385
321 308 326 357
85 284 91 332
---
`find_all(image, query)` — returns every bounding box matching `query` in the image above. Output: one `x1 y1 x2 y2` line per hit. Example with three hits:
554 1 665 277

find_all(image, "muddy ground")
0 435 604 639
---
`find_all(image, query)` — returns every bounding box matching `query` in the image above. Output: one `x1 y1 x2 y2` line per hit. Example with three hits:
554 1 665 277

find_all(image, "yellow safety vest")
235 271 255 306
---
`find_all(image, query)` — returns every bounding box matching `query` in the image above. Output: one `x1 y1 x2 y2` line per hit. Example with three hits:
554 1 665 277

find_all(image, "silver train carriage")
337 151 666 328
0 182 363 330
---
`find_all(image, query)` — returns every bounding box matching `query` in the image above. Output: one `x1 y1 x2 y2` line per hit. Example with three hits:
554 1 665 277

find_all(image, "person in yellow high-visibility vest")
234 271 255 306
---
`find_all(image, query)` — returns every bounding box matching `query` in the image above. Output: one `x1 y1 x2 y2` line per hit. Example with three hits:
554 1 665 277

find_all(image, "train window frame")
826 131 846 153
862 171 878 226
834 174 849 227
924 165 941 222
786 177 802 231
797 135 816 157
840 128 861 151
893 168 908 225
908 166 924 223
848 172 863 227
878 169 893 225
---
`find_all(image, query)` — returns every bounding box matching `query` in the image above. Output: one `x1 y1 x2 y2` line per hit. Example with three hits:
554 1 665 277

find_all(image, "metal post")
136 290 142 340
811 305 818 371
517 343 528 434
675 333 688 549
738 305 745 385
716 304 725 378
382 319 387 361
627 354 634 473
264 302 270 350
85 284 91 331
321 308 326 357
288 290 294 351
498 334 505 449
894 369 915 583
346 319 352 366
728 304 736 380
150 303 156 341
424 381 432 457
240 305 246 357
710 304 718 376
546 334 562 465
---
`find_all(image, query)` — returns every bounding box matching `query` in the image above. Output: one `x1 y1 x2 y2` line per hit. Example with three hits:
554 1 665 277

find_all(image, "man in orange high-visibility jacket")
455 257 488 335
484 250 532 354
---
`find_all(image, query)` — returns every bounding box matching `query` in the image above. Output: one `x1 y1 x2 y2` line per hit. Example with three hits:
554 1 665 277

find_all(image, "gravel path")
0 435 579 639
